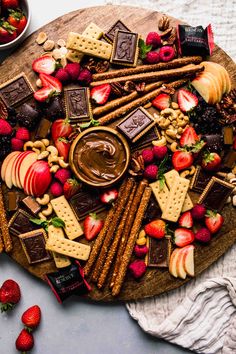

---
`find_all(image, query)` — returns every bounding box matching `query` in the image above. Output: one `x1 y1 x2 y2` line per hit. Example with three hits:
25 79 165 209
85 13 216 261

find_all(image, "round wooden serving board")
1 5 236 302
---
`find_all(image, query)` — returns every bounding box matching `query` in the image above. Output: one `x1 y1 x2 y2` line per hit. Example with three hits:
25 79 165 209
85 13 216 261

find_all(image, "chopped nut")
135 82 146 93
160 27 173 38
158 15 170 31
111 82 125 97
43 40 55 51
52 48 63 60
36 79 42 88
36 32 48 45
171 102 179 109
95 60 110 73
57 39 66 47
59 47 68 56
60 56 68 68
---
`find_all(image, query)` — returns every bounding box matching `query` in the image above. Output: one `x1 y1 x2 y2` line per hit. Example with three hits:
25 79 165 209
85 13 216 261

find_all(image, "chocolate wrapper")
45 261 91 303
177 24 214 57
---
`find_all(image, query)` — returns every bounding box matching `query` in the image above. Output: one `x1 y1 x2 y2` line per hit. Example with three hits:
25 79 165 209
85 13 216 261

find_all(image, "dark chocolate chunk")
198 177 234 211
190 166 214 193
8 209 40 236
0 97 8 119
0 73 34 107
117 107 155 142
143 195 162 224
69 189 106 220
147 236 171 267
7 191 20 212
21 196 41 215
131 126 160 151
19 229 51 264
111 30 139 66
16 101 41 130
223 149 236 169
35 118 52 139
41 96 65 120
64 87 92 124
202 134 223 152
104 20 131 43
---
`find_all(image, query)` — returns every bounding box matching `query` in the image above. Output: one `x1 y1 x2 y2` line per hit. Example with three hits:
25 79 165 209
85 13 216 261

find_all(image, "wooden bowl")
69 126 131 188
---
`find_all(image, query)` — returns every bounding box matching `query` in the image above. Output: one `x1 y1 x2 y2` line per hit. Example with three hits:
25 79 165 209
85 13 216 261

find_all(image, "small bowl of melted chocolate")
69 127 130 188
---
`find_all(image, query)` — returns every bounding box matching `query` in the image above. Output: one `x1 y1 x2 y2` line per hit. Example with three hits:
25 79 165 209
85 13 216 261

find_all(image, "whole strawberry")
55 137 70 162
63 178 81 199
0 118 12 135
202 151 221 171
2 0 19 10
16 329 34 353
21 305 41 330
144 219 166 239
0 279 21 312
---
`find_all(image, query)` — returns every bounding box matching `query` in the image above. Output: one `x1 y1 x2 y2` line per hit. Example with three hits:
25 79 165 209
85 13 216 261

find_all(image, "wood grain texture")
1 5 236 302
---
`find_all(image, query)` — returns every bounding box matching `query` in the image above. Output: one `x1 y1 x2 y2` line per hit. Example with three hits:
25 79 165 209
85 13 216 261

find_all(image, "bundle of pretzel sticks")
0 184 13 254
84 178 152 296
90 56 203 125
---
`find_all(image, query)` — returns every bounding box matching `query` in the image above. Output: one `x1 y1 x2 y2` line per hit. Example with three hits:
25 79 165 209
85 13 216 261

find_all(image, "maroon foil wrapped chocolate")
45 261 91 303
177 24 214 57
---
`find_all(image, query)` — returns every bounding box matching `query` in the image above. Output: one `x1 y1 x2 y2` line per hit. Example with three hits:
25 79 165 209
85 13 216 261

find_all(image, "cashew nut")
33 141 46 151
32 147 41 154
136 237 147 246
171 102 179 109
161 108 178 120
48 154 59 165
189 165 196 176
177 119 187 127
138 229 146 239
165 129 177 139
41 139 50 147
177 127 183 134
183 115 189 122
50 165 60 173
36 194 50 206
170 141 178 152
41 203 53 217
38 212 47 221
37 151 49 160
152 136 167 147
58 157 69 168
159 117 170 129
47 145 58 156
36 79 42 88
164 133 175 144
24 141 34 151
180 170 190 178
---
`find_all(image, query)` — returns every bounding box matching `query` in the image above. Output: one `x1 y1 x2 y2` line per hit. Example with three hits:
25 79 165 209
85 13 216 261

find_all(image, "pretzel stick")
110 179 148 288
91 178 135 282
112 187 152 296
92 56 203 81
97 182 138 289
0 184 12 253
98 79 187 126
93 82 163 117
90 64 203 87
84 179 128 276
0 229 4 253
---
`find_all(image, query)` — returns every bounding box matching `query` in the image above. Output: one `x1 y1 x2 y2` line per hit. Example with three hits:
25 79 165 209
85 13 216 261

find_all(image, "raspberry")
50 181 63 197
145 51 160 64
146 32 161 49
159 46 175 62
142 149 154 164
129 260 147 279
134 245 149 258
191 204 206 220
152 145 168 160
54 168 71 185
55 68 70 84
77 68 92 85
15 127 30 141
143 164 158 180
11 138 24 151
0 119 12 135
65 63 80 81
195 228 212 243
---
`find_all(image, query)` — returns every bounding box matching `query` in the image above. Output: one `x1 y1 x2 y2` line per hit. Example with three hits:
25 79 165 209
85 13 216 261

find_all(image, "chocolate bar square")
8 209 40 236
35 118 52 139
69 189 106 220
146 236 171 268
111 30 139 67
19 229 51 264
21 196 41 215
117 107 155 142
131 126 160 151
190 166 214 193
0 73 34 107
104 20 131 43
64 87 92 124
198 177 234 211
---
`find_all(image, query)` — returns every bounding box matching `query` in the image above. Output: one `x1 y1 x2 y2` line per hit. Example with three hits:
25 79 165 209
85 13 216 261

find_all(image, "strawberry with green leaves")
201 151 221 171
63 178 81 199
7 9 27 34
15 329 34 353
0 21 17 43
205 210 224 234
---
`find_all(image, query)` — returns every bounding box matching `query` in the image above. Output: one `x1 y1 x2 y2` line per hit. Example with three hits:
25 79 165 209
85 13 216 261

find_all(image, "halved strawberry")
90 84 111 105
39 73 62 93
83 213 104 241
177 89 198 113
178 211 193 228
172 150 193 171
174 228 195 247
205 210 224 234
180 126 200 147
32 55 56 75
55 137 70 162
33 87 55 102
152 93 170 110
100 189 118 204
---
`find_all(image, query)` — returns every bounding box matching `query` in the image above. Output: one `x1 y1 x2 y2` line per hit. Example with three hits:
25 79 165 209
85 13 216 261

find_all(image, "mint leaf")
91 119 100 127
51 217 65 228
79 121 92 129
30 218 45 226
138 38 152 59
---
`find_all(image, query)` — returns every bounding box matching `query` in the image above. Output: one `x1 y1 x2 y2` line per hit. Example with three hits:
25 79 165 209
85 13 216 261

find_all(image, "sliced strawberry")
174 228 195 247
177 89 198 113
51 119 73 142
178 211 193 228
32 55 56 75
205 210 224 234
83 213 104 241
33 87 55 102
201 151 221 171
39 73 62 93
152 93 170 110
100 189 118 204
90 84 111 105
55 137 70 162
172 150 193 171
180 126 200 147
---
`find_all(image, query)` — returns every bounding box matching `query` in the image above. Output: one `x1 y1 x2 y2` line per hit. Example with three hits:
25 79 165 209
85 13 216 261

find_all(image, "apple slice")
201 61 225 96
191 73 217 104
14 151 32 189
183 245 195 277
169 248 181 278
176 248 187 279
1 151 19 181
220 66 232 93
23 163 36 195
203 71 222 103
19 151 38 188
4 152 21 189
31 161 52 197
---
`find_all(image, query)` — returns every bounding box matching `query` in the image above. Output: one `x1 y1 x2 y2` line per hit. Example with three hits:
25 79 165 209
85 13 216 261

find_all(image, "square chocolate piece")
21 196 41 215
146 236 171 268
104 20 131 43
0 73 34 108
35 118 52 139
19 229 51 264
69 189 106 220
190 166 214 193
9 209 40 236
198 177 234 211
117 107 155 142
64 87 92 124
111 30 139 67
131 126 160 151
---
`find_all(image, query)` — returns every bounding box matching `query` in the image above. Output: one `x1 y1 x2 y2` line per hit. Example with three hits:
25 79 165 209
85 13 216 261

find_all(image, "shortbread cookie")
150 180 169 212
48 225 71 268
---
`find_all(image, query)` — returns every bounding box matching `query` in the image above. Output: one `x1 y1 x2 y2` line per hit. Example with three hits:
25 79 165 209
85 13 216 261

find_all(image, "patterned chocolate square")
9 209 40 236
190 166 214 193
111 30 139 67
146 236 171 268
117 107 155 142
64 87 92 123
19 229 51 264
69 189 106 220
104 20 131 43
0 73 34 107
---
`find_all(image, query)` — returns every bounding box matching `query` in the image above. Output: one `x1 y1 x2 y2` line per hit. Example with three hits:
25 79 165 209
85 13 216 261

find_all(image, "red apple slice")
169 248 181 278
14 151 32 189
203 71 222 103
4 152 21 189
191 73 217 104
183 245 195 277
23 164 36 196
32 161 52 197
176 248 187 279
19 151 38 188
1 151 19 181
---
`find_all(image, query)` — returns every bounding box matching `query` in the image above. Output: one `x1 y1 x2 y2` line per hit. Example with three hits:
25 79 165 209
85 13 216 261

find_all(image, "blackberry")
6 107 18 127
17 102 41 131
0 135 11 161
189 106 222 135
